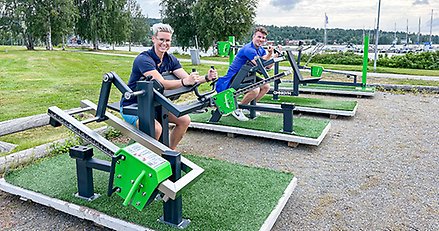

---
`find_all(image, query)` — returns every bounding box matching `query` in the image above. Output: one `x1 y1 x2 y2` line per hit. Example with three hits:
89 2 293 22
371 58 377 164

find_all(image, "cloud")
429 18 439 28
270 0 302 11
413 0 429 5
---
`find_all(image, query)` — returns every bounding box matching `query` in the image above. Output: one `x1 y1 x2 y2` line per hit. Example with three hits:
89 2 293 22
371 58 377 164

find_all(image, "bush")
104 127 122 140
302 51 364 65
301 50 439 70
48 134 83 156
377 51 439 70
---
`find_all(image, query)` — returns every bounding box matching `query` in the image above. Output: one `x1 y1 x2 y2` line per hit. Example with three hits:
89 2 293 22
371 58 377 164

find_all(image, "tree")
160 0 197 50
192 0 257 50
32 0 77 50
0 0 77 50
126 0 148 51
0 0 22 45
107 0 130 50
75 0 108 50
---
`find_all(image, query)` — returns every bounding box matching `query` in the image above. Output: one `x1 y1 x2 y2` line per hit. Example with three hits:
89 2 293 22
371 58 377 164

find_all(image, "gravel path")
1 92 438 230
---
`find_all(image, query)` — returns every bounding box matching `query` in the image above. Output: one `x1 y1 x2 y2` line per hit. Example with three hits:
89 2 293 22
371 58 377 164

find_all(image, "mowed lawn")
0 47 133 121
0 47 224 121
0 47 224 155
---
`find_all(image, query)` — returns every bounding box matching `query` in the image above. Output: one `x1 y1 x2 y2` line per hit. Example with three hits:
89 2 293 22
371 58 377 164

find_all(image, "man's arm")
262 46 282 69
143 69 197 90
174 68 217 84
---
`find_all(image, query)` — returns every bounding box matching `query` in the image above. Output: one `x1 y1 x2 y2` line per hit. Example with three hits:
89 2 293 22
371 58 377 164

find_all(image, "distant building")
284 39 313 46
266 40 275 46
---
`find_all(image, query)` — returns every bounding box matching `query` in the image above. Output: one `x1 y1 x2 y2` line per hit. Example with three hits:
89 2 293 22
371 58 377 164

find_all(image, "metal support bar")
273 62 280 101
48 106 120 157
157 106 170 146
137 81 156 138
239 103 287 113
159 150 190 229
96 73 113 122
311 80 362 87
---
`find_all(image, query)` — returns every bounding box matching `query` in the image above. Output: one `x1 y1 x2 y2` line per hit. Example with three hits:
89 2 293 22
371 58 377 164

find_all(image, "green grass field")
0 47 225 155
5 150 294 231
0 47 225 121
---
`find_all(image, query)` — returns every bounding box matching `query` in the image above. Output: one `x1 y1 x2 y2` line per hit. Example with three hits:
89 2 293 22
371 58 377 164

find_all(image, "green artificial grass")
255 95 357 111
5 150 293 231
277 82 375 92
190 109 329 139
300 83 375 92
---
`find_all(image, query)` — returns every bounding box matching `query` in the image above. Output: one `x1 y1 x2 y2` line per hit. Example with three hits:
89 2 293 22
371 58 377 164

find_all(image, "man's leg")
255 84 270 101
241 88 260 105
135 119 162 140
168 114 191 150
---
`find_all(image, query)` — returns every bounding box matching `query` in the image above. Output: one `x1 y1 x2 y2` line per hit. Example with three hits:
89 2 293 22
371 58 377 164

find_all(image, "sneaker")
242 109 261 117
232 109 249 121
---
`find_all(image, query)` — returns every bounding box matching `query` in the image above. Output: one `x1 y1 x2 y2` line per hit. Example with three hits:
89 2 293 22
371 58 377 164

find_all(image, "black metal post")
156 106 170 146
96 73 113 122
209 109 223 123
297 47 302 65
137 81 156 138
249 99 257 119
159 150 190 228
69 146 96 200
281 103 295 133
273 79 281 101
293 71 300 96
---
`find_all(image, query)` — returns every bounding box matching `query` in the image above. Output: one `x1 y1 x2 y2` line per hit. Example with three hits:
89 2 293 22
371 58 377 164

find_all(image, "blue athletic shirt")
121 48 182 106
215 42 267 93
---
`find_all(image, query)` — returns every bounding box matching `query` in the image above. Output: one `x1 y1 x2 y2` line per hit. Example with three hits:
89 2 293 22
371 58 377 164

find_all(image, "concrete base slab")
0 178 153 231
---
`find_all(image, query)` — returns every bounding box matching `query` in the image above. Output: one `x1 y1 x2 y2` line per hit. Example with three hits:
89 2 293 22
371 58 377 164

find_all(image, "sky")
138 0 439 35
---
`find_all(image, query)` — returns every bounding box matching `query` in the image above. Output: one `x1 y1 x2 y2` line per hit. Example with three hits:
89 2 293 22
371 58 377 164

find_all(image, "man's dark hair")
254 26 268 35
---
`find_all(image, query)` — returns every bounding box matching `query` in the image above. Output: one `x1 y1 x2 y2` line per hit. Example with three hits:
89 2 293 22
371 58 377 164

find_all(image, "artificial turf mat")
190 109 329 139
275 82 375 92
256 95 357 111
300 83 375 92
4 150 294 231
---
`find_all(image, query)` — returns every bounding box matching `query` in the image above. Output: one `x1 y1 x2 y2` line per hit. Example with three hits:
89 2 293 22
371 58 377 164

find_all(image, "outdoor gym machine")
209 54 295 133
294 35 370 89
46 70 217 228
271 50 323 97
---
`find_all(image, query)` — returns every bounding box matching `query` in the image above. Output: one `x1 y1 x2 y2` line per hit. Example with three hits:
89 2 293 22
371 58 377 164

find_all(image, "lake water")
100 44 437 60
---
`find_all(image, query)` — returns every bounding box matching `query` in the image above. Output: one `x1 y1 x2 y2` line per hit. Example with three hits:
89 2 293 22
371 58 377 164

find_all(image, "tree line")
1 0 437 51
264 25 439 46
0 0 149 50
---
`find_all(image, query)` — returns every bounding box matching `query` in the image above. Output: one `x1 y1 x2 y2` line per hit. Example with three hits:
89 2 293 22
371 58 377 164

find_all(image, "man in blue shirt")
216 27 277 121
120 23 218 150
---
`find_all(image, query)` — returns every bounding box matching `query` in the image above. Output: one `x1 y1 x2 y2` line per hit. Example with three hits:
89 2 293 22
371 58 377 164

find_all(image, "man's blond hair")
152 23 174 36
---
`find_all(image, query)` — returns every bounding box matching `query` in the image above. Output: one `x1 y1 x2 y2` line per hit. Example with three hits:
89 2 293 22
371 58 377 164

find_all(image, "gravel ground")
1 91 438 230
